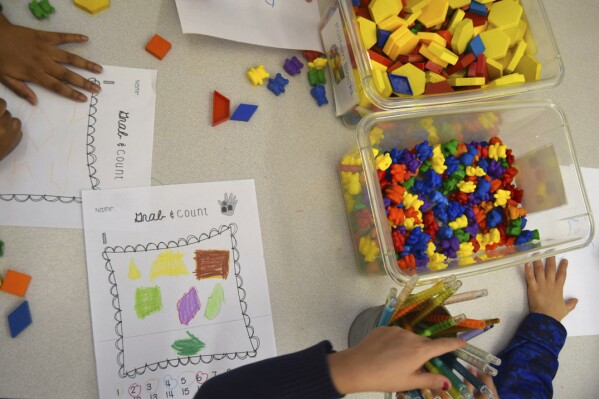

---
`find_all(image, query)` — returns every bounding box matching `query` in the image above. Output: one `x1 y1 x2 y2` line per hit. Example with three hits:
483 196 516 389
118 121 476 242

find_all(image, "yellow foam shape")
405 10 423 26
426 71 447 83
357 16 378 49
472 22 488 37
504 18 527 47
405 0 431 13
485 73 525 87
477 0 495 3
150 249 189 281
369 0 402 24
418 0 449 28
505 39 527 73
448 0 469 8
372 68 393 97
451 19 473 55
428 42 458 65
418 32 447 47
74 0 110 14
447 76 486 86
514 53 541 81
501 48 514 69
379 15 408 32
383 25 408 55
129 259 142 280
448 67 467 78
390 30 420 59
447 8 465 34
488 0 523 30
354 70 373 107
486 58 504 80
480 28 511 59
392 63 426 95
419 44 449 68
371 59 389 72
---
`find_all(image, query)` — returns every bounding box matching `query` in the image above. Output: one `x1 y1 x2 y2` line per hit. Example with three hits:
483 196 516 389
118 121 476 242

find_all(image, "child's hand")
464 368 500 399
327 326 466 394
525 257 578 322
0 98 23 161
0 14 102 105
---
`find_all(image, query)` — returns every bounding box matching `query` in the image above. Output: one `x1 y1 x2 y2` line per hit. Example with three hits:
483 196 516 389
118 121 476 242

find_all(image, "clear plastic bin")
319 0 564 126
339 100 593 285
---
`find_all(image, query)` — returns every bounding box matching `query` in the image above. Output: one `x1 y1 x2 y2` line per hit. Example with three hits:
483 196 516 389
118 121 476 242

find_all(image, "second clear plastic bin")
340 100 593 285
319 0 564 126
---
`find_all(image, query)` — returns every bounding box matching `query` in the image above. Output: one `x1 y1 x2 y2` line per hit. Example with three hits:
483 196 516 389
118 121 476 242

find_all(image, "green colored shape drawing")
204 283 225 320
135 286 162 319
171 331 206 356
129 259 142 280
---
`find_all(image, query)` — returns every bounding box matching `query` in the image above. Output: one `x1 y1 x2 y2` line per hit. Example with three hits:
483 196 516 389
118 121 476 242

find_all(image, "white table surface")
1 1 598 398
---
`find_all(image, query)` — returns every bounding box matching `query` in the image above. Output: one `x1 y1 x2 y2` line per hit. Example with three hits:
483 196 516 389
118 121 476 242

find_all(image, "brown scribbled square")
194 250 230 280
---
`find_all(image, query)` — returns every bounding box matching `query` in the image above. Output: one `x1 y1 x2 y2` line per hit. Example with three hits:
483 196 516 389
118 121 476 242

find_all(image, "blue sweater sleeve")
194 341 344 399
494 313 567 399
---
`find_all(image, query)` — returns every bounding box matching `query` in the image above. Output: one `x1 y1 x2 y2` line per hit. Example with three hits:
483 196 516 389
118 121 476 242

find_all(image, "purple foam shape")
177 287 201 325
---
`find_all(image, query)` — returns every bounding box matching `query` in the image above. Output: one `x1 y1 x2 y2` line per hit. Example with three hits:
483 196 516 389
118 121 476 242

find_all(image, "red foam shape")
212 91 230 127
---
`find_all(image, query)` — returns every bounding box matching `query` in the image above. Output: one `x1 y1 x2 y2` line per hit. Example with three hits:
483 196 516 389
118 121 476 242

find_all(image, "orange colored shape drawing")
0 270 32 297
194 250 230 280
145 34 172 60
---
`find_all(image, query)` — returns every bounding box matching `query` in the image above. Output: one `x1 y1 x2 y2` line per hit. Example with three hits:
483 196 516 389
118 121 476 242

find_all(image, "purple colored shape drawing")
177 287 201 325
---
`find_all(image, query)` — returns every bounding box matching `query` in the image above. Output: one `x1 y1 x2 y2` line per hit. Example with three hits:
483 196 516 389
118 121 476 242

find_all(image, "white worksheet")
0 66 156 228
561 167 599 337
82 179 276 399
175 0 323 51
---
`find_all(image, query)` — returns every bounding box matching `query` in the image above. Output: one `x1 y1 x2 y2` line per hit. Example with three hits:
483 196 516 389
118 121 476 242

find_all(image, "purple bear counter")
0 1 598 399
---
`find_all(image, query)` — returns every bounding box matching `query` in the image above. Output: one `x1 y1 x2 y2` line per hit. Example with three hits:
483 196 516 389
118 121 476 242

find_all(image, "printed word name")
95 206 114 213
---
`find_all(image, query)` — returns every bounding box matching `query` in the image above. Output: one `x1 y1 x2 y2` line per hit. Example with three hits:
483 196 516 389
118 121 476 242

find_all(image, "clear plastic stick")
444 289 488 305
453 349 498 376
463 343 502 366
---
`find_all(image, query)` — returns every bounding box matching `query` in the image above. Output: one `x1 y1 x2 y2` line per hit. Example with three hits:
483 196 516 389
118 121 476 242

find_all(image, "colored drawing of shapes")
204 283 225 320
177 287 201 325
171 331 205 356
150 249 189 281
194 250 229 280
134 286 162 319
129 259 141 280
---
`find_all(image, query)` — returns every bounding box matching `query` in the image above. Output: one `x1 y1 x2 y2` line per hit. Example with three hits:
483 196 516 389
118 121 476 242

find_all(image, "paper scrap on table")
82 179 276 399
0 66 156 229
175 0 323 52
561 167 599 337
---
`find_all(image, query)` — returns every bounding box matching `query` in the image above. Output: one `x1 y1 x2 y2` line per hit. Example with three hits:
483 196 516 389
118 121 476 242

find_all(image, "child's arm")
0 9 102 105
494 257 577 399
0 97 22 161
195 328 465 399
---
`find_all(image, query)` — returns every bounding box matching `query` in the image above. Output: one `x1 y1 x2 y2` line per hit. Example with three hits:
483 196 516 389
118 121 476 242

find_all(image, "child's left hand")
0 14 102 105
525 257 578 322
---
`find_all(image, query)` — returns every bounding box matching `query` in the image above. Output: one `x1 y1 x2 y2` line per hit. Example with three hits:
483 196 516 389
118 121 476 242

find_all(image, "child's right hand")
525 256 578 322
0 98 22 161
